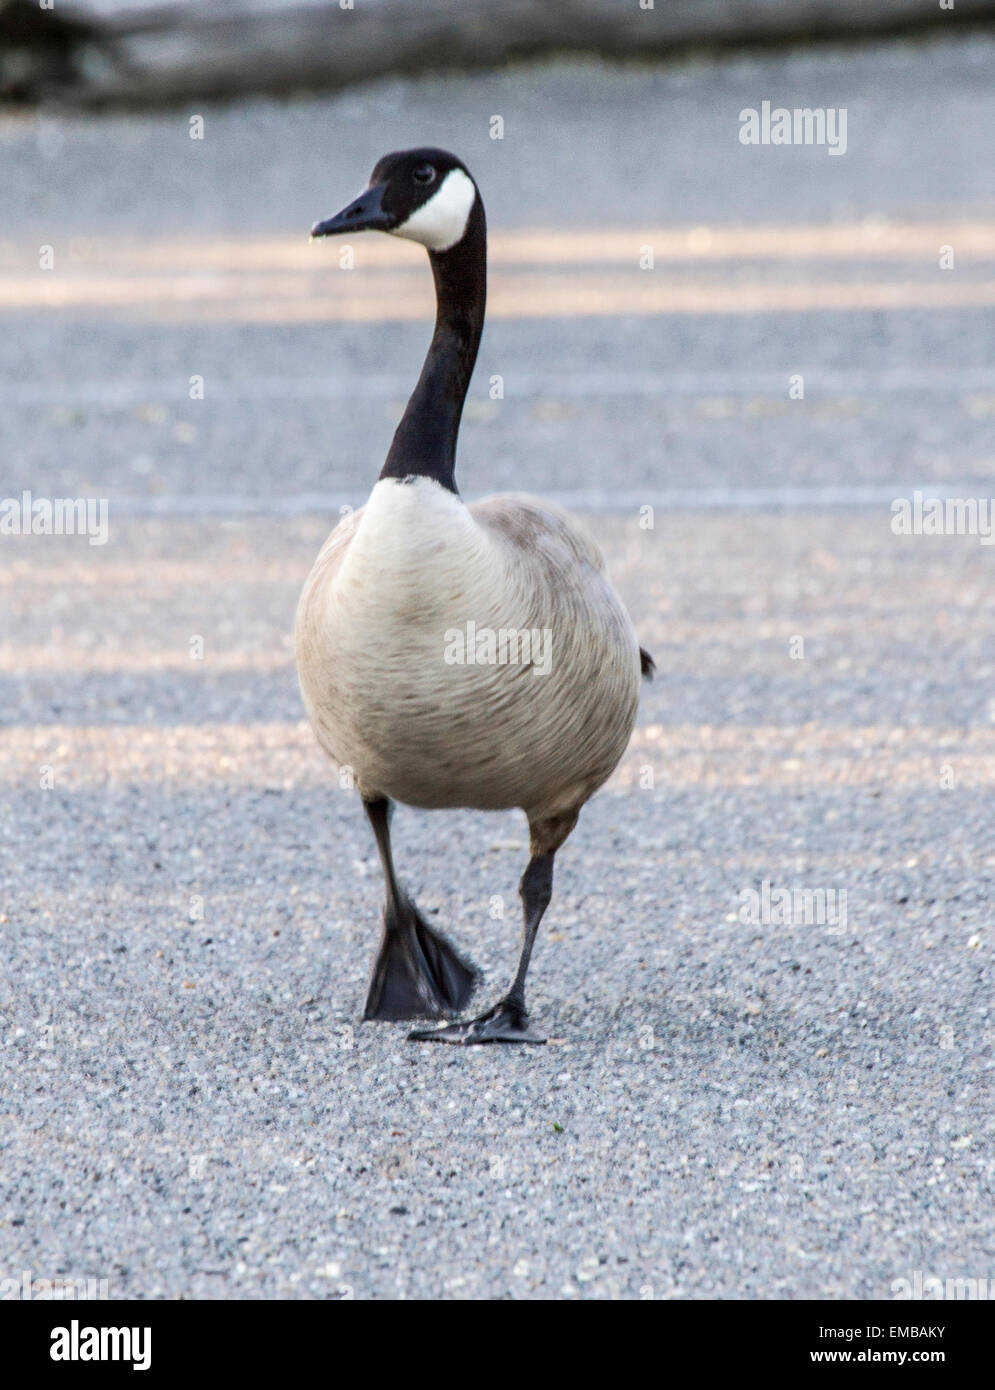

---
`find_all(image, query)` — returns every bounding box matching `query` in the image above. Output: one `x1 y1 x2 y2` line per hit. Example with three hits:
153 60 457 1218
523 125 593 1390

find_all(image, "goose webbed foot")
363 901 478 1022
408 996 546 1045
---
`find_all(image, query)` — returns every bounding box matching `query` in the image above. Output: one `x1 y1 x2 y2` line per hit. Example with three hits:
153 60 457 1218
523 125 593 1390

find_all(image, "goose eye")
412 165 436 186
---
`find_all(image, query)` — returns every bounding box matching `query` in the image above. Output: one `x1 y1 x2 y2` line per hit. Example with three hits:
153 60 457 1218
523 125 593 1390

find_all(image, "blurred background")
2 0 995 508
2 1 995 1302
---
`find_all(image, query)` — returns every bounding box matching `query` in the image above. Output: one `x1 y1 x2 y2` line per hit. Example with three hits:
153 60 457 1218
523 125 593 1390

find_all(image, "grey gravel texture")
0 35 993 1300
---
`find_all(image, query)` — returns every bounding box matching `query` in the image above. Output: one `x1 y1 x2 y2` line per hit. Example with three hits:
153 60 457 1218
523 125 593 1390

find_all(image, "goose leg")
362 797 478 1023
408 852 554 1045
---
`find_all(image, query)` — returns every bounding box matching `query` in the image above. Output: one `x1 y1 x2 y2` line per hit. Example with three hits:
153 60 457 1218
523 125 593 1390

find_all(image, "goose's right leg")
408 810 578 1045
361 796 478 1023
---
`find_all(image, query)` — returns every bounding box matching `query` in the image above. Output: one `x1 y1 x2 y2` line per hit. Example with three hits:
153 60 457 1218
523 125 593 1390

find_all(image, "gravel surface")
0 35 993 1299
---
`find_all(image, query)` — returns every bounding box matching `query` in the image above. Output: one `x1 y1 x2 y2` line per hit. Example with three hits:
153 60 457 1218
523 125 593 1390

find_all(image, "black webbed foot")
363 900 477 1023
408 997 545 1045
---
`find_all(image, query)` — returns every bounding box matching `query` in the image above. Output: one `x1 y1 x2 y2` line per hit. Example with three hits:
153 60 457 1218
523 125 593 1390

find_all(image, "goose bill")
310 183 393 238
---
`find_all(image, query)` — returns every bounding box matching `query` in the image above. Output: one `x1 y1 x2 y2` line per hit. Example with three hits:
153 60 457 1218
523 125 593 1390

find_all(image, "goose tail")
639 646 656 680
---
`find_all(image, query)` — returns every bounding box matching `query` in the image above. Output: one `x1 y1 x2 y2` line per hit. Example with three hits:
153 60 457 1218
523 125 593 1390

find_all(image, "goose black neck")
380 198 486 494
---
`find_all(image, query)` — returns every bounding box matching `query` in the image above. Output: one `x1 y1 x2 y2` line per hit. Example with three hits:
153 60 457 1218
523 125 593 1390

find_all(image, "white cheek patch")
391 168 477 252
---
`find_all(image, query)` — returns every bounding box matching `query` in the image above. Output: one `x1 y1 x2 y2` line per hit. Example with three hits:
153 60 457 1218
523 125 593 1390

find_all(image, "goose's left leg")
362 796 478 1023
409 812 576 1045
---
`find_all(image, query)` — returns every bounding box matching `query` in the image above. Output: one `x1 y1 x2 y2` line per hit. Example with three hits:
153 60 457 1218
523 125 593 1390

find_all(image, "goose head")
310 147 479 254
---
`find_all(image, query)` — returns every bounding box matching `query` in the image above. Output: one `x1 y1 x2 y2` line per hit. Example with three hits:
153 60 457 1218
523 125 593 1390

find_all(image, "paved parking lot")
1 34 993 1297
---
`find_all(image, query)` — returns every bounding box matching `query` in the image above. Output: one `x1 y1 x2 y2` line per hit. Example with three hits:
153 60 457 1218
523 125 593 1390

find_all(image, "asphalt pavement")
0 33 993 1299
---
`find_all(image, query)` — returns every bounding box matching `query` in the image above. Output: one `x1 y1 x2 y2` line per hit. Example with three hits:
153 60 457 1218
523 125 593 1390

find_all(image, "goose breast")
295 477 641 818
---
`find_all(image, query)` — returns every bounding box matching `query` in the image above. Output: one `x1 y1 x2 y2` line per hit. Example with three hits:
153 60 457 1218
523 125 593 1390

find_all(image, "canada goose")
296 148 653 1044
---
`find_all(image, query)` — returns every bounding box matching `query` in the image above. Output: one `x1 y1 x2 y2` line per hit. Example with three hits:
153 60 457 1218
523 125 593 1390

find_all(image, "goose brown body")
295 477 642 831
